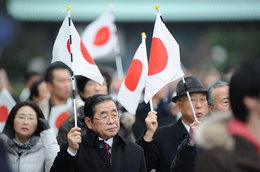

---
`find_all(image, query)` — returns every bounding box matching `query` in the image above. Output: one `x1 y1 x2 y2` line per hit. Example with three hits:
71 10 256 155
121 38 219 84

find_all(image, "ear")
176 101 182 112
243 96 258 111
84 117 93 129
46 82 53 92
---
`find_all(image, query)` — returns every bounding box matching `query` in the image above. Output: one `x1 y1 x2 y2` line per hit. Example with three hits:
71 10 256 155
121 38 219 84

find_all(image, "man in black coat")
137 76 209 172
51 94 146 172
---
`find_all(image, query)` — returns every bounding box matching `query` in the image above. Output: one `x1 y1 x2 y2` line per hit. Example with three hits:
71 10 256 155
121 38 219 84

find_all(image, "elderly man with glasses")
51 94 146 172
137 76 209 172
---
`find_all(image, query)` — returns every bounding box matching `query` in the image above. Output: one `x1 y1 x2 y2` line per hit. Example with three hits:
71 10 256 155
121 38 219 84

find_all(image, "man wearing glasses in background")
50 94 146 172
137 76 209 172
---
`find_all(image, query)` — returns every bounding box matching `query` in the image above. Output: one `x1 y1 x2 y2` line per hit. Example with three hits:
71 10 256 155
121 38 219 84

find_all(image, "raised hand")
67 127 81 153
144 111 158 142
188 120 201 146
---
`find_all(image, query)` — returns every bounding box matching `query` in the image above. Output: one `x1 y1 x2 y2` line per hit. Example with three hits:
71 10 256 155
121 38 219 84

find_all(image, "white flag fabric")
82 10 117 59
144 13 184 103
48 99 72 136
52 12 103 84
117 42 148 114
0 88 16 132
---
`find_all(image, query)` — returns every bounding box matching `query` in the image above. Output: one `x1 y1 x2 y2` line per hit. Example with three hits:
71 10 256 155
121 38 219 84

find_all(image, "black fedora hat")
172 76 207 102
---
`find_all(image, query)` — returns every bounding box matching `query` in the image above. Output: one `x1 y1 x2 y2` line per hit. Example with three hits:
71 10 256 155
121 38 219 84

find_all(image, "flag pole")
109 7 124 78
67 6 78 127
114 45 124 78
141 32 153 112
181 76 198 121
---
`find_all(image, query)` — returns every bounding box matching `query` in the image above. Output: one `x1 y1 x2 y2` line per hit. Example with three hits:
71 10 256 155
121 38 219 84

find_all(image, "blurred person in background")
0 68 10 91
28 79 50 104
19 71 42 101
39 62 72 120
0 101 59 172
207 80 230 112
195 60 260 172
198 68 222 89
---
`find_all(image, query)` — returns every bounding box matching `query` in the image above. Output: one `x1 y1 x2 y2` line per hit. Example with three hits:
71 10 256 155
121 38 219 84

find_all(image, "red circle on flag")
55 112 69 129
93 27 110 46
125 59 143 91
148 38 168 76
0 105 9 122
80 40 96 65
67 39 71 53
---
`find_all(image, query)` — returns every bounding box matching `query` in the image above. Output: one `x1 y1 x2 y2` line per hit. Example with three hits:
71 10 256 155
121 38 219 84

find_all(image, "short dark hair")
3 101 45 138
44 62 71 83
24 71 41 82
84 94 115 119
76 67 112 101
29 79 45 100
230 60 260 122
207 81 229 106
100 67 112 93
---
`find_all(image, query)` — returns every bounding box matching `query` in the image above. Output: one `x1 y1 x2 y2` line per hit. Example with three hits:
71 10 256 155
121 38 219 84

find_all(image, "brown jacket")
194 112 260 172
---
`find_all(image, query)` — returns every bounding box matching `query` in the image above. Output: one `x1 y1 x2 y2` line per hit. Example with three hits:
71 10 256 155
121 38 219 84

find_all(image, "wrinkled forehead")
93 100 117 113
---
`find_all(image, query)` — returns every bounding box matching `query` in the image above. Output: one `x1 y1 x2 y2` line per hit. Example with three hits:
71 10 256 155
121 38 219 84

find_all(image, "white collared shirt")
99 137 113 153
181 120 190 133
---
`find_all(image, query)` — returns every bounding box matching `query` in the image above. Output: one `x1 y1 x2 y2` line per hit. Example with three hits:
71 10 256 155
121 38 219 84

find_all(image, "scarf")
8 136 39 156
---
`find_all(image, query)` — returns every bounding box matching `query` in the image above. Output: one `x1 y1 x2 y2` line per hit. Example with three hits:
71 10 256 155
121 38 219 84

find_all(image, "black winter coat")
137 119 192 172
51 130 146 172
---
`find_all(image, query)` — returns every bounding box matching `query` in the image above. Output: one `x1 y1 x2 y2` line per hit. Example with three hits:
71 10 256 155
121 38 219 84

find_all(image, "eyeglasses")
93 112 121 122
15 115 36 121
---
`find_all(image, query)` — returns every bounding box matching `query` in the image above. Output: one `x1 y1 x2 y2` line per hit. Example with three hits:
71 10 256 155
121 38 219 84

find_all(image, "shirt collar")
99 137 113 147
181 119 190 133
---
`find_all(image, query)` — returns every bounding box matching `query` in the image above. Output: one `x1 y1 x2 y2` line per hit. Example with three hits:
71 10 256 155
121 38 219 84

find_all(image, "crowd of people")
0 60 260 172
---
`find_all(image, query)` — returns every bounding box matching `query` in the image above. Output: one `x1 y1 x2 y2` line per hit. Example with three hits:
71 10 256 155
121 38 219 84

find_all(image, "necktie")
105 143 112 167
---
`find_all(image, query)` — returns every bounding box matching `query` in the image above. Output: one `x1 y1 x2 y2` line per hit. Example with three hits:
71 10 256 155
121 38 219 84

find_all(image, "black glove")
38 118 50 131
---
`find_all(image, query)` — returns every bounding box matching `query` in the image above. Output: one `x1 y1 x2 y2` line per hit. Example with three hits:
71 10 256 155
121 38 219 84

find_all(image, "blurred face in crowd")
210 86 230 112
33 81 50 103
85 100 120 140
47 69 72 103
80 79 108 99
176 93 209 125
14 106 38 143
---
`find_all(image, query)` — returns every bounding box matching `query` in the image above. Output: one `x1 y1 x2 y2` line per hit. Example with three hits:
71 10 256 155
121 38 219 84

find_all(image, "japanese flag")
52 12 103 84
117 41 148 114
82 10 117 59
0 88 16 132
144 13 184 103
48 99 72 136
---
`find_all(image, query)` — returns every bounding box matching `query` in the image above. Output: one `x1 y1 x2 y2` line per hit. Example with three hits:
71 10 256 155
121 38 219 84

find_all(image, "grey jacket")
0 128 59 172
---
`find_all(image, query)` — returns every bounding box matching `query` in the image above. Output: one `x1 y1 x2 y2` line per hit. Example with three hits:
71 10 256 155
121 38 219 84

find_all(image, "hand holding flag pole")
66 6 78 127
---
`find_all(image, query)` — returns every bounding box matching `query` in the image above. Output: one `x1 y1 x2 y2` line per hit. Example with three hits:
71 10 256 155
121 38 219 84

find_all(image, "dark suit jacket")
133 101 176 139
137 119 188 172
171 136 197 172
51 130 147 172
